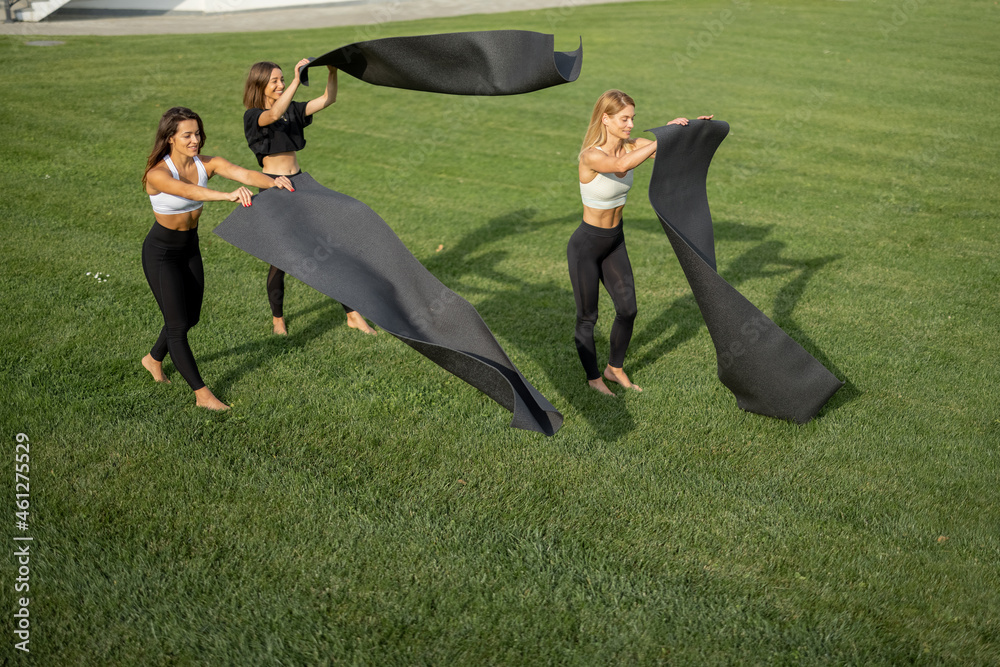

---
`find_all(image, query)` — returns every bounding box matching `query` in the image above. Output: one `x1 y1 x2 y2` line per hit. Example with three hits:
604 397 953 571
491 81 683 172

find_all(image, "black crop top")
243 100 313 167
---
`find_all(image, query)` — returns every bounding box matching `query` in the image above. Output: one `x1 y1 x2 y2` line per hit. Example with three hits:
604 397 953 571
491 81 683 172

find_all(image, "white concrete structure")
14 0 72 21
68 0 353 10
16 0 354 21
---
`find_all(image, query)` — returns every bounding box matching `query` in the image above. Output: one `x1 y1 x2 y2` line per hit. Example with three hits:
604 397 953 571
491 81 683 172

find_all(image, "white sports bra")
579 147 633 209
149 155 207 215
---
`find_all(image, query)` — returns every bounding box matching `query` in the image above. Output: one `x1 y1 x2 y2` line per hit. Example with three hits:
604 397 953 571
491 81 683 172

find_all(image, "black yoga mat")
214 173 563 435
647 120 843 423
300 30 582 95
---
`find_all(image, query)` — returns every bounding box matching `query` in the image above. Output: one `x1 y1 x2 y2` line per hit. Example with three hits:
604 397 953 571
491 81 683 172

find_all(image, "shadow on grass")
49 8 182 21
717 220 858 417
420 208 638 441
422 210 853 434
200 296 343 397
196 211 853 431
632 217 856 419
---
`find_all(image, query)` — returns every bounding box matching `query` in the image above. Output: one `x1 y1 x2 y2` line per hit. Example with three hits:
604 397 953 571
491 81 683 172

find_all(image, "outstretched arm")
202 155 294 191
305 66 337 116
146 164 256 207
580 138 658 175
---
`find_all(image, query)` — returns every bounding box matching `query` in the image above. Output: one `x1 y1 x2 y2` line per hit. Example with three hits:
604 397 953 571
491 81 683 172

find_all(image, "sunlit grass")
1 0 998 663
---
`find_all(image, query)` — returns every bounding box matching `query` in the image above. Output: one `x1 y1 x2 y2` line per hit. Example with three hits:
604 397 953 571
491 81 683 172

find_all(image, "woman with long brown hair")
570 90 712 395
141 106 293 410
243 58 376 336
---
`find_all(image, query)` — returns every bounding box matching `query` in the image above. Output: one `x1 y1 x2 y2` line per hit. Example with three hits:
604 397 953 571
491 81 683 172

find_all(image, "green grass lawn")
2 0 998 663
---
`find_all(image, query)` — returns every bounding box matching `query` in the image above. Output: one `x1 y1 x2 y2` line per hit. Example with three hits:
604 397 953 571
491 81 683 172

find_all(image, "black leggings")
567 220 638 380
142 221 206 390
262 171 353 318
266 266 354 317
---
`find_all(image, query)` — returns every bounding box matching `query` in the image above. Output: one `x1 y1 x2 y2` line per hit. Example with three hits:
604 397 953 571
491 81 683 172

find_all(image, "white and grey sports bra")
149 155 208 215
579 147 633 209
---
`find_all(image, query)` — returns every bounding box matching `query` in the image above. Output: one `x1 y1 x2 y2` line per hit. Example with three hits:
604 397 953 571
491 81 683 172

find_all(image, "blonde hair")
579 89 637 159
243 61 281 110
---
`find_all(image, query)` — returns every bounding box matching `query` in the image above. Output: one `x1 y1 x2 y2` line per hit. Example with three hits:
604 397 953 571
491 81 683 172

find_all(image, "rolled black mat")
647 120 843 423
213 173 563 435
300 30 582 95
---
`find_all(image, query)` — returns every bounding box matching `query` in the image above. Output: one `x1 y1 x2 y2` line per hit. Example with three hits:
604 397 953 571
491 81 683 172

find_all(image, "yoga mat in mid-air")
646 119 843 423
214 174 563 435
300 29 582 95
213 30 584 433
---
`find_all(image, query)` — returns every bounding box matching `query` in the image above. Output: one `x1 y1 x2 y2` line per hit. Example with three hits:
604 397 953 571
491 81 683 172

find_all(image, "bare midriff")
261 151 300 176
153 208 201 232
582 204 624 229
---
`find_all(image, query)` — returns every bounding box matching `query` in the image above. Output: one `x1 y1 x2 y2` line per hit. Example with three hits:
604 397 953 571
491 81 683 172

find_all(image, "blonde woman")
570 89 712 395
243 58 375 336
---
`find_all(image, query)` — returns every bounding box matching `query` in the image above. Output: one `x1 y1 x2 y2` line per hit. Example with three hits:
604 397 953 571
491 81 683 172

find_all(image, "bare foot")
346 311 377 335
588 377 616 396
272 316 287 336
194 387 230 411
141 354 171 383
604 365 642 392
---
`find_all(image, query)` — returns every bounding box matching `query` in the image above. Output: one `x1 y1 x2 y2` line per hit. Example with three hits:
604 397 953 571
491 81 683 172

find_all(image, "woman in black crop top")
243 58 377 336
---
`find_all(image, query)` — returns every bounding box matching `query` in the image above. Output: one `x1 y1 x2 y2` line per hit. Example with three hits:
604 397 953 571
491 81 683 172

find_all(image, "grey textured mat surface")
647 120 843 423
301 30 582 94
214 30 583 433
214 174 563 435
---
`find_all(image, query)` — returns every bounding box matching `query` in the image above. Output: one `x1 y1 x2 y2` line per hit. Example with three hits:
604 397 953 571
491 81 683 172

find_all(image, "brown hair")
243 61 281 110
142 107 205 187
579 89 637 159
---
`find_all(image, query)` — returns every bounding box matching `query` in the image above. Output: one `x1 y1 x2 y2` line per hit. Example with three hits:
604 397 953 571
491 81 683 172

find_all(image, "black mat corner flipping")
214 173 563 435
301 30 582 95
